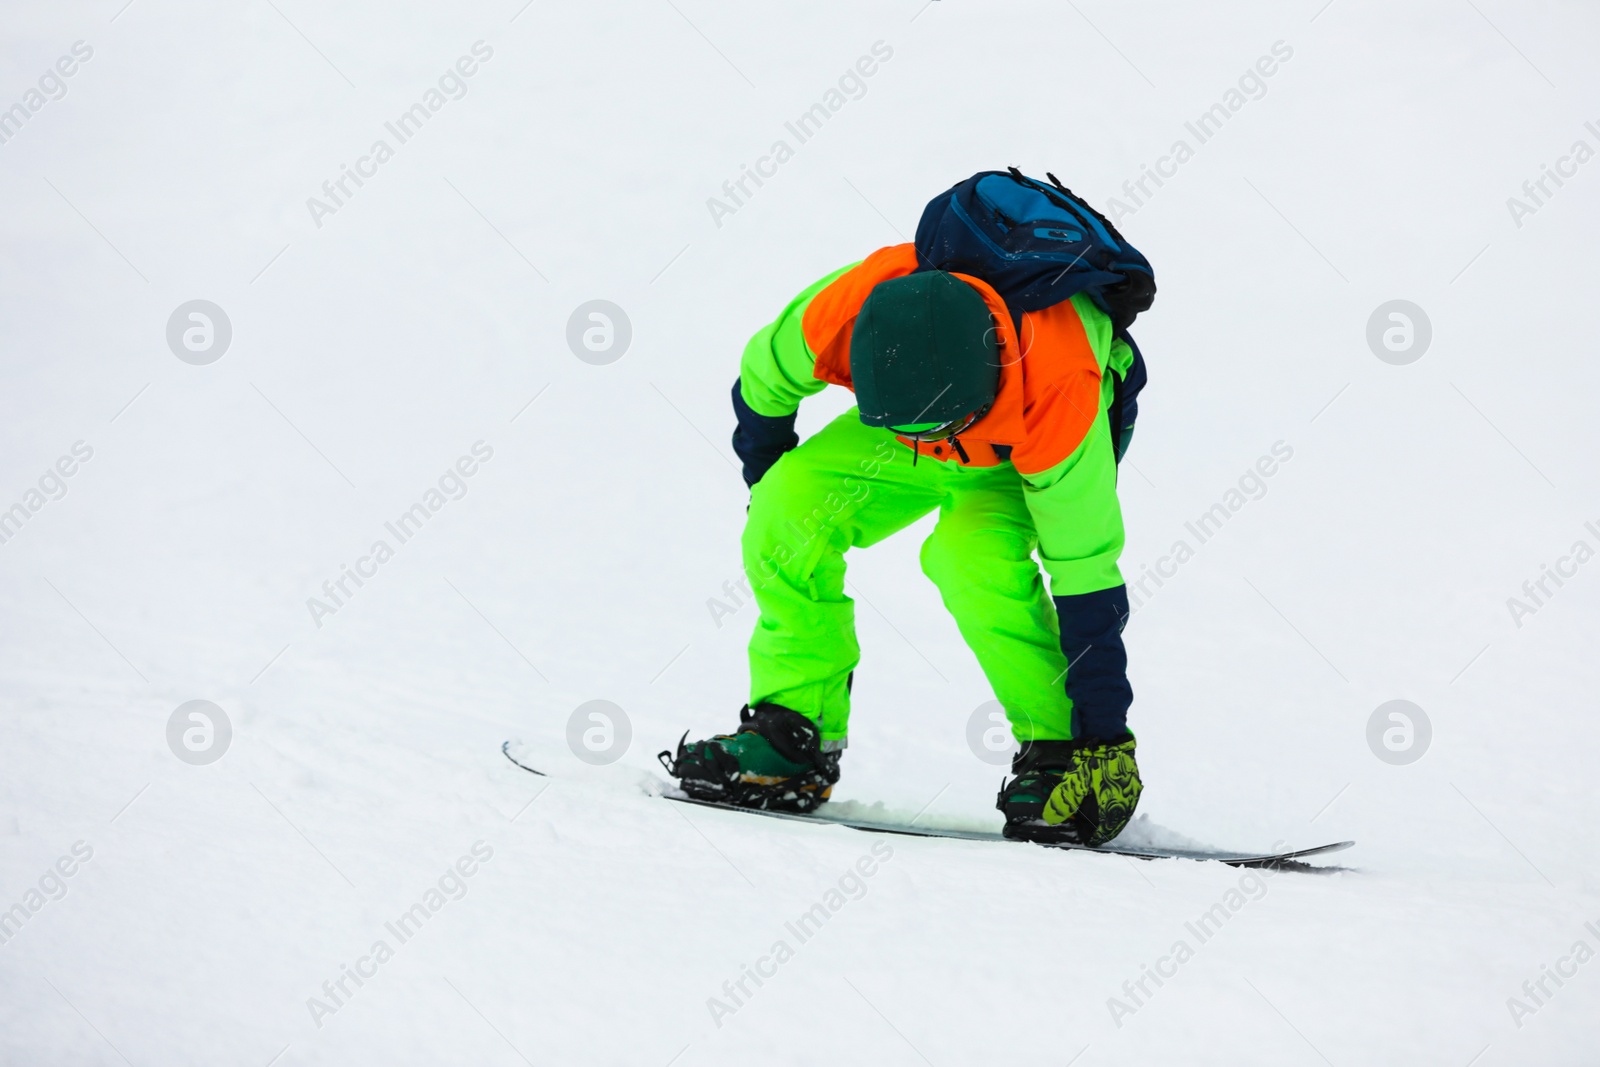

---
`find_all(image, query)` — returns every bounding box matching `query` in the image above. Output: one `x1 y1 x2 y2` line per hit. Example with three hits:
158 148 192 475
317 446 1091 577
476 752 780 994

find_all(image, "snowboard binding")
658 703 841 814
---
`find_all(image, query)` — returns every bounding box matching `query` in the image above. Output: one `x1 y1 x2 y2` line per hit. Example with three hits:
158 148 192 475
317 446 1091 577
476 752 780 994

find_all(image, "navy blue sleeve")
1110 332 1147 464
731 378 799 489
1054 585 1134 741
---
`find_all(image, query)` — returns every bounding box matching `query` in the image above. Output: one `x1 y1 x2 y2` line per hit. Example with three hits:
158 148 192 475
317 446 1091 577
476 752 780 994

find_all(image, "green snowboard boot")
997 735 1142 846
659 703 841 813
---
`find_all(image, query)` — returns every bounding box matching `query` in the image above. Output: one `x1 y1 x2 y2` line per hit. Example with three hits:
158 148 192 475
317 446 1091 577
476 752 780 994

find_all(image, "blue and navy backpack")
914 168 1154 461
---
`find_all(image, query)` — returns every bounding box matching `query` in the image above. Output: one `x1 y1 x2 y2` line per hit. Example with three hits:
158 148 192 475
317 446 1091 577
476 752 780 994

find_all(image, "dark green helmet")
850 271 1000 432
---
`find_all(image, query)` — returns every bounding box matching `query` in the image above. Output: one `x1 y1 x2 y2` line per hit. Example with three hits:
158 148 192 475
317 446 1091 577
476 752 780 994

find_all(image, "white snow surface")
4 1 1600 1063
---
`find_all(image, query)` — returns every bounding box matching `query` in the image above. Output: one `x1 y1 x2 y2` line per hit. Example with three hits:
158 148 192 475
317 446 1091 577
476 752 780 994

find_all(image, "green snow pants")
743 409 1074 746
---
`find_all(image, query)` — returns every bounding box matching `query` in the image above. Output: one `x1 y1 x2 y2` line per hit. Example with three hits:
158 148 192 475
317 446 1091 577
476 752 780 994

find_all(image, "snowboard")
500 741 1354 870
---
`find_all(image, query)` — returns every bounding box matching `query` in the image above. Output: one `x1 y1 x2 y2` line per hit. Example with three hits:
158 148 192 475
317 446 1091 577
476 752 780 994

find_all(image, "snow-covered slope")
4 1 1599 1063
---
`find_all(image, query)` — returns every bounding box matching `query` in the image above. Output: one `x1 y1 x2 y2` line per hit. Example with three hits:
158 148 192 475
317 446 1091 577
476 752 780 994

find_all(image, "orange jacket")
798 244 1108 476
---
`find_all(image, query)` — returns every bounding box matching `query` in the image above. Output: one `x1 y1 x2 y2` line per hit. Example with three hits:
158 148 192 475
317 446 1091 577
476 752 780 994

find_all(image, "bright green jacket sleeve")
1020 294 1130 597
738 263 858 418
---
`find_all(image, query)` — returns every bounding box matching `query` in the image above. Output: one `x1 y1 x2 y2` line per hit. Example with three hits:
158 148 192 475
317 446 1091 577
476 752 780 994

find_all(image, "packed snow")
3 1 1599 1063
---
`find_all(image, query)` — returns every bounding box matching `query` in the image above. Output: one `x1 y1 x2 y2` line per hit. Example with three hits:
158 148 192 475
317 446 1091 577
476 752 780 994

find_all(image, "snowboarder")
661 169 1154 846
